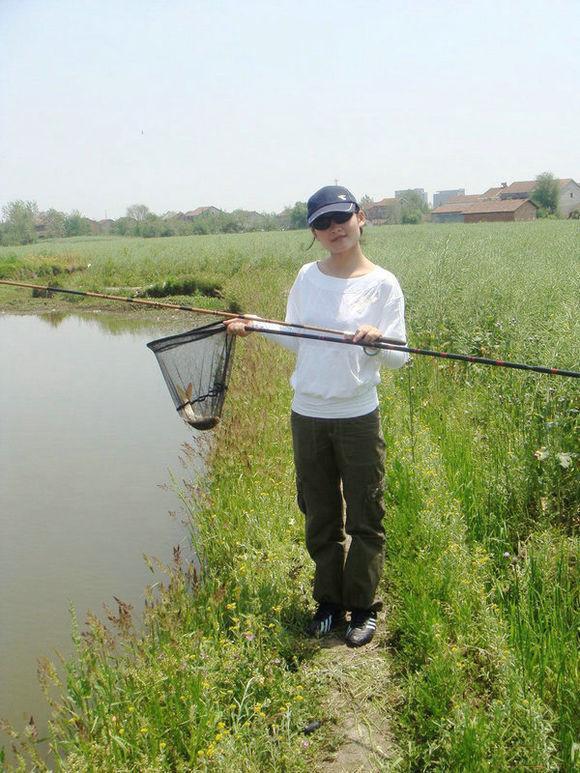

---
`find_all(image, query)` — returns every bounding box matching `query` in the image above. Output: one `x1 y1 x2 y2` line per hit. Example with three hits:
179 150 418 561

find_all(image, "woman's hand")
351 325 382 345
224 316 257 337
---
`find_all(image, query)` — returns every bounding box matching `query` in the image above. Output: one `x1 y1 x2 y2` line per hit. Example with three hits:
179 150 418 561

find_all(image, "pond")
0 312 206 757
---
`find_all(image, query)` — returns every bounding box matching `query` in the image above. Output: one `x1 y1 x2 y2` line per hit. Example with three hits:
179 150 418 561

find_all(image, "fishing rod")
0 279 405 346
249 325 580 379
1 279 578 378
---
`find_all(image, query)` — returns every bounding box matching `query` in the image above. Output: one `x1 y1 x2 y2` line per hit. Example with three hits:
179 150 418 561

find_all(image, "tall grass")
1 220 578 769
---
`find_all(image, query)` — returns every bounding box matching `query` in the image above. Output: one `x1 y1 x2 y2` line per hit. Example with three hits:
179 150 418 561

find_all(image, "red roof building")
432 198 538 223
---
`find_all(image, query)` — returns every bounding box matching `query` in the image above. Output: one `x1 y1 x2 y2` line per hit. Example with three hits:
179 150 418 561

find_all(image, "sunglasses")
311 211 356 231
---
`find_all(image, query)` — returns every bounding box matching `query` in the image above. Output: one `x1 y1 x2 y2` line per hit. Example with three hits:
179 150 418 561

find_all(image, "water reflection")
0 312 205 758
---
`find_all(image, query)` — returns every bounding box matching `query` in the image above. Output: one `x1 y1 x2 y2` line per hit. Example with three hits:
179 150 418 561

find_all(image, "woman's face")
312 210 366 254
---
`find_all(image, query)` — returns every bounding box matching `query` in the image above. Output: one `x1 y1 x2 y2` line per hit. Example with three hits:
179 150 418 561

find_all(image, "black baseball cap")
307 185 359 225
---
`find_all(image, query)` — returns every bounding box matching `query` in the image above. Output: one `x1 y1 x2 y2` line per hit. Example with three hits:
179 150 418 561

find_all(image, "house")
481 185 506 198
183 206 223 220
98 219 115 234
432 199 538 223
34 212 50 238
433 189 465 208
365 198 401 225
499 179 580 217
446 193 492 205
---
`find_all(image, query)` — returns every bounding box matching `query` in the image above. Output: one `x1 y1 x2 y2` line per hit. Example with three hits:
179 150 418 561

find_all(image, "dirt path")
304 615 402 771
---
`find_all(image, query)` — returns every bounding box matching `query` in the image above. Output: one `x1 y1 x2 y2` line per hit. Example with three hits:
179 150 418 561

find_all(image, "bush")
141 275 224 299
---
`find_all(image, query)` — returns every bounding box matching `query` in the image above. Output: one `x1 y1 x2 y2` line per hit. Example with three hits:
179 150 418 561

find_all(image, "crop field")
1 220 578 770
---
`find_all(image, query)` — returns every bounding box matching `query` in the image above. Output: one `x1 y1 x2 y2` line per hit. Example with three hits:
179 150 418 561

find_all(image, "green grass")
1 221 578 770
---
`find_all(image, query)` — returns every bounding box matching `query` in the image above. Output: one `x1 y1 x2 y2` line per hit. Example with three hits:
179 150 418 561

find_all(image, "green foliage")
288 201 308 230
42 208 67 238
532 172 560 215
1 200 38 245
142 275 223 299
0 254 24 278
401 208 422 224
64 210 92 237
397 190 429 225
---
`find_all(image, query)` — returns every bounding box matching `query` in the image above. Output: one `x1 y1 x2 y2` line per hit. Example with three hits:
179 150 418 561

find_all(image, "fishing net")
147 321 235 430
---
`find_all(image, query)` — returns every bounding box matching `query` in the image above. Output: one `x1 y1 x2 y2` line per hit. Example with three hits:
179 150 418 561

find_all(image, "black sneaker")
306 603 345 638
345 609 377 647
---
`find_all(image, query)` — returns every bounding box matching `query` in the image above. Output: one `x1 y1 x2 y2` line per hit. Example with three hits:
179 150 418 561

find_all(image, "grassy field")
1 221 578 770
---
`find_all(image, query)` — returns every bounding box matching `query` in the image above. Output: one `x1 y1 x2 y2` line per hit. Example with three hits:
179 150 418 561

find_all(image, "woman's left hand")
351 325 382 345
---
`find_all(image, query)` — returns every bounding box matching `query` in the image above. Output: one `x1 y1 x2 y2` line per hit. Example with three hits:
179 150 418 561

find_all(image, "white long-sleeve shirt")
256 261 409 418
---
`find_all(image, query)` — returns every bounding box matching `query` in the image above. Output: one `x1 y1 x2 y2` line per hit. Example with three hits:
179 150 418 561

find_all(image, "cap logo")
338 194 347 200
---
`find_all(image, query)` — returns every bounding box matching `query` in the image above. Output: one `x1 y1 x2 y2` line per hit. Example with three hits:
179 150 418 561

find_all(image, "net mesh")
147 321 235 430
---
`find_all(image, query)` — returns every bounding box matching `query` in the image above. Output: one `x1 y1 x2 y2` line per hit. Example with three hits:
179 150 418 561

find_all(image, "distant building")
431 198 538 223
481 185 506 198
98 219 114 234
365 197 401 225
499 179 580 217
433 189 465 208
395 188 428 206
183 206 223 220
446 193 491 205
34 212 50 238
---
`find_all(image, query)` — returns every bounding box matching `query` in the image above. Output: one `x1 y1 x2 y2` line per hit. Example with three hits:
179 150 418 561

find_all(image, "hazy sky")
1 0 579 219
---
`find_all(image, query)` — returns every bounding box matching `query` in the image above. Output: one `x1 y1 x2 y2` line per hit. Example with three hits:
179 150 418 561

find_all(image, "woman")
226 185 408 647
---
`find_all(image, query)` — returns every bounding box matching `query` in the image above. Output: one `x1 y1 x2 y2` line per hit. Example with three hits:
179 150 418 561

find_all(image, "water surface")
0 312 205 754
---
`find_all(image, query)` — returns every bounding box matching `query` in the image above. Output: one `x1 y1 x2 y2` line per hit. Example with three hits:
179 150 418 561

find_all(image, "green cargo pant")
290 408 386 612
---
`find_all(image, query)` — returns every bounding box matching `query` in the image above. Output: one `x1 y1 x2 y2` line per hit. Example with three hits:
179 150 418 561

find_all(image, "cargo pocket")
296 474 307 516
363 477 386 534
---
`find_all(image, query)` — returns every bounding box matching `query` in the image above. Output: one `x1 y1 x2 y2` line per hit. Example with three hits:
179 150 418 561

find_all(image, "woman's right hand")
224 317 255 337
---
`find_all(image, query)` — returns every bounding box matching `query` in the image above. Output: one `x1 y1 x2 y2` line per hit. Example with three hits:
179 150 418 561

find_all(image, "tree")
43 209 66 239
113 217 133 236
1 200 38 244
531 172 559 216
64 210 91 237
126 204 151 222
289 201 308 229
359 194 374 210
397 190 428 225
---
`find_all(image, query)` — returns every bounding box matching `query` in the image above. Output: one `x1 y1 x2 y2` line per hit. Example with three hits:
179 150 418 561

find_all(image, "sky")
1 0 579 220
